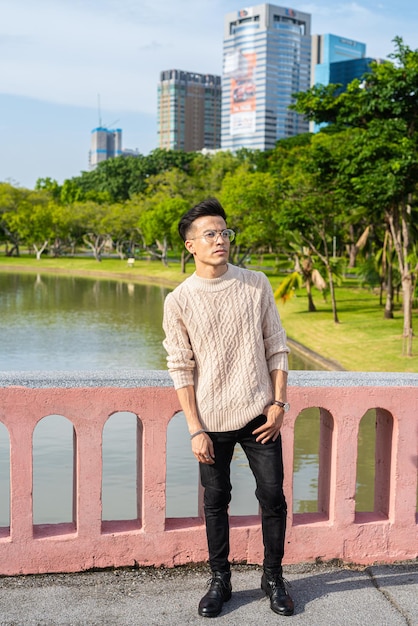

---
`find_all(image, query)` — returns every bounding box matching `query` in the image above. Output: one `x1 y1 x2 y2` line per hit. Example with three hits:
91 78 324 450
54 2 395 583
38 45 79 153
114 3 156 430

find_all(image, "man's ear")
185 240 194 255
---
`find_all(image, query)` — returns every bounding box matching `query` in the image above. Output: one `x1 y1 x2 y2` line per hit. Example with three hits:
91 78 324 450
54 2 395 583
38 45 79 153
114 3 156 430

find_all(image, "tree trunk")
387 201 413 354
322 229 339 323
305 280 317 312
161 236 168 266
383 237 394 319
347 225 357 268
236 247 252 267
302 232 339 322
6 243 19 257
401 274 414 356
83 234 106 262
327 265 339 324
115 240 126 260
34 240 49 260
51 238 62 257
180 250 193 273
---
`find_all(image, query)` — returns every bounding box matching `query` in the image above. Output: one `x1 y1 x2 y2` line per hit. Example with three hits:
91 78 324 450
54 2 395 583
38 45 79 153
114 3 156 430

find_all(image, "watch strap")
273 400 286 408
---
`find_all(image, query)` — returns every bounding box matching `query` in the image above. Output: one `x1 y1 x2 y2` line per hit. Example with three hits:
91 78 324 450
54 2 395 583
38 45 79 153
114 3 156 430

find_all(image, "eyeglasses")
189 229 236 244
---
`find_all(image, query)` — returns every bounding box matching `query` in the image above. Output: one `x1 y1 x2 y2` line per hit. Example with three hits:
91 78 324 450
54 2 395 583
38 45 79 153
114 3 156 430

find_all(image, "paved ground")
0 561 416 625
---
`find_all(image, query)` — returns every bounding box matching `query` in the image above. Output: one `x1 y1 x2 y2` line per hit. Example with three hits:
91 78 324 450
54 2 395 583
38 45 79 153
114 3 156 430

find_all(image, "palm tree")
275 251 326 312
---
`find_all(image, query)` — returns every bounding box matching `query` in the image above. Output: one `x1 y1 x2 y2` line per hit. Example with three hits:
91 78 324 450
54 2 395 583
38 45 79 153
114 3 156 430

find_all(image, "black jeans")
199 414 287 574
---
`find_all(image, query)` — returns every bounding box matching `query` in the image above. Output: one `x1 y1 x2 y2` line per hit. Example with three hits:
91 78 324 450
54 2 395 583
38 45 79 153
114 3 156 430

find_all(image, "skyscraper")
312 34 372 88
157 70 222 151
311 34 374 132
221 3 311 152
89 127 122 169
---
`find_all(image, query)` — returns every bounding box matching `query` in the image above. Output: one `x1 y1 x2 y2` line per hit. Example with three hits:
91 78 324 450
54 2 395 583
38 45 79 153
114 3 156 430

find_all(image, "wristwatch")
273 400 290 412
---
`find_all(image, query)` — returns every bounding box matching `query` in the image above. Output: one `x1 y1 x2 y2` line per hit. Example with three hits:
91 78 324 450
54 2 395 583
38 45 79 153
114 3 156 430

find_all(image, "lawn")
1 254 417 373
0 254 193 287
271 277 418 373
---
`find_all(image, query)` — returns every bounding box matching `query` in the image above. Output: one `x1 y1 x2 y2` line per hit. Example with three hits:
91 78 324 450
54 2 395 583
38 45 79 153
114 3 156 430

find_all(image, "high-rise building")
311 34 372 87
221 4 311 152
157 70 222 151
89 127 122 169
311 34 374 131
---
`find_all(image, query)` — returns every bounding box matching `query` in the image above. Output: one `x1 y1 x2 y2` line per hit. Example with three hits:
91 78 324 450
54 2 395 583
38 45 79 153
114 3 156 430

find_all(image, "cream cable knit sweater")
162 263 289 432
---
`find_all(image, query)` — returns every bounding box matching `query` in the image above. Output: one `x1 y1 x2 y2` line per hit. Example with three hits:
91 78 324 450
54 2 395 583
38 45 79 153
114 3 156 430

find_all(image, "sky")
1 0 417 189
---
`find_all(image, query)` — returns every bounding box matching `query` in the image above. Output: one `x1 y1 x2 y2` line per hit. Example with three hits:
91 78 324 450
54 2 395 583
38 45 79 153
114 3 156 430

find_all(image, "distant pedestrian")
163 198 294 618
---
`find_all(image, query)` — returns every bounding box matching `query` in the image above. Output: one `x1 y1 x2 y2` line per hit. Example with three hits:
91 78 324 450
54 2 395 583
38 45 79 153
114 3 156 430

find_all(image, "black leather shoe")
198 571 232 618
261 569 294 616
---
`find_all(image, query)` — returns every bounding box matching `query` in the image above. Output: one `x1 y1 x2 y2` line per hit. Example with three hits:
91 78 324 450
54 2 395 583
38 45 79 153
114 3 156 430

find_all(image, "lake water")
0 271 374 524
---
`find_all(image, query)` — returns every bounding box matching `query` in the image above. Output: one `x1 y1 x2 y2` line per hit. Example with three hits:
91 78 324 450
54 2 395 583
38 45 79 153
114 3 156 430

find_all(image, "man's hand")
192 432 215 464
252 404 284 443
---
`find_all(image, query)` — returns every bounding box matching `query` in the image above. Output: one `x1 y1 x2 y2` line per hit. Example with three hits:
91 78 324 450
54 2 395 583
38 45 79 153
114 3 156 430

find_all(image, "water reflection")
293 408 321 514
0 273 170 371
33 415 74 524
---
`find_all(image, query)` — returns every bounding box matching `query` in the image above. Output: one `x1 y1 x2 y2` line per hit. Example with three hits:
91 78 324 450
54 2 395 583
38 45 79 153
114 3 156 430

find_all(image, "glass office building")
158 70 221 151
221 4 311 151
311 34 374 131
312 34 372 88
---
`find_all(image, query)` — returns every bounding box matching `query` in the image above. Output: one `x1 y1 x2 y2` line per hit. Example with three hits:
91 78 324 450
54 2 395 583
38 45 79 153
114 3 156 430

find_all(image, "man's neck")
194 263 229 279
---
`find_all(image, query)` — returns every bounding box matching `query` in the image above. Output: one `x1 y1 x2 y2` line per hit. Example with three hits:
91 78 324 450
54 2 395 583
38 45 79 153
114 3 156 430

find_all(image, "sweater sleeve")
162 292 195 389
260 273 290 373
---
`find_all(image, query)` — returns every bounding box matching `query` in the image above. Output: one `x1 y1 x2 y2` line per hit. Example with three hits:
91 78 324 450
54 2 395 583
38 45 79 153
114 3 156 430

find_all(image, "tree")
0 184 58 257
62 149 197 203
276 134 349 323
138 196 189 266
0 183 24 255
143 168 197 204
70 202 113 261
186 150 242 199
275 240 327 312
100 201 141 259
220 166 282 265
35 177 62 201
293 38 418 352
10 198 53 259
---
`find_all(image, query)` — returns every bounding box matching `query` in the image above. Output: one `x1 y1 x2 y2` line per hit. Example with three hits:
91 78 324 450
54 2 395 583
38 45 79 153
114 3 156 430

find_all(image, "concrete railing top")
0 369 417 388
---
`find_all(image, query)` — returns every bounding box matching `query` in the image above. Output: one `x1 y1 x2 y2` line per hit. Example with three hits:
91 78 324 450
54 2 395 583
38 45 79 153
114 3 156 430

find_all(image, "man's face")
185 215 230 275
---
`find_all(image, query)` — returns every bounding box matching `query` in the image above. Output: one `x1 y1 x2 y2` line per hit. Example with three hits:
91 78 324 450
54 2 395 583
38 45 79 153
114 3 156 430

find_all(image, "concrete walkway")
0 562 416 625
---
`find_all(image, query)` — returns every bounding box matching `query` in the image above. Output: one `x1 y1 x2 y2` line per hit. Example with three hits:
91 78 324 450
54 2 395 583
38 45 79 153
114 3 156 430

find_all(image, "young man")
162 198 294 618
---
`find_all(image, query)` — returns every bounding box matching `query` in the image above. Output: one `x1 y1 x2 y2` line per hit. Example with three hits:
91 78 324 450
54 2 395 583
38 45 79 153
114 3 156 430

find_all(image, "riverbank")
1 256 417 372
0 261 183 289
286 338 345 371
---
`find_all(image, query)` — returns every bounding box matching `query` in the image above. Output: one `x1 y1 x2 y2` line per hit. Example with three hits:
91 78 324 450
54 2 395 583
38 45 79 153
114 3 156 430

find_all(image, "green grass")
273 279 418 373
0 254 194 287
1 253 417 373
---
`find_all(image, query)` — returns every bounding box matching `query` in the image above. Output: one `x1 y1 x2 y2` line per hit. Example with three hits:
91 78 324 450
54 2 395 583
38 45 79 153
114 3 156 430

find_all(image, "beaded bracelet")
190 428 207 440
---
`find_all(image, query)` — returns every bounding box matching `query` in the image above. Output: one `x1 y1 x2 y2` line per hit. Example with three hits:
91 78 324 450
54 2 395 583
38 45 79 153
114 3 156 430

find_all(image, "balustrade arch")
0 370 415 575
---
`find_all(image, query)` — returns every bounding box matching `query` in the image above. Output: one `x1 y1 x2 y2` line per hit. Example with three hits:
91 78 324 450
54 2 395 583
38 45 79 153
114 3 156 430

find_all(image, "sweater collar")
189 264 240 292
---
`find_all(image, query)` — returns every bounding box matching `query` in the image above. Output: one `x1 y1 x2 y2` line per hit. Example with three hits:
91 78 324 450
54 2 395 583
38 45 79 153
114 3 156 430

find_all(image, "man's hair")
178 198 227 242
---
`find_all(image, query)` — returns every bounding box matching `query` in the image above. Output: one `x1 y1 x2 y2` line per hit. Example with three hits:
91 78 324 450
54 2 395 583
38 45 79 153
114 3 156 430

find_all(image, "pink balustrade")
0 371 416 576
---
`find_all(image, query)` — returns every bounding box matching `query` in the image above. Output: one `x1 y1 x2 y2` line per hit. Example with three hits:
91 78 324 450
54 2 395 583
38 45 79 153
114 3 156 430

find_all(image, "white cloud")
300 1 416 58
0 0 226 113
0 0 417 115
